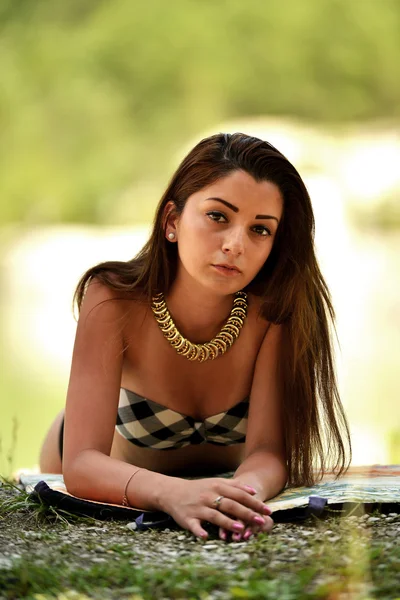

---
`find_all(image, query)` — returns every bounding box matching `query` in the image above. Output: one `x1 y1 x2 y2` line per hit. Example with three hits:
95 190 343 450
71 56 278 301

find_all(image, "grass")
0 417 19 482
0 560 320 599
0 532 399 600
1 479 399 600
0 478 98 529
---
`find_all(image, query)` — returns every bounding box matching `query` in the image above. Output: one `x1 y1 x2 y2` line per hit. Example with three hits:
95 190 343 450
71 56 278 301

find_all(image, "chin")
209 281 246 296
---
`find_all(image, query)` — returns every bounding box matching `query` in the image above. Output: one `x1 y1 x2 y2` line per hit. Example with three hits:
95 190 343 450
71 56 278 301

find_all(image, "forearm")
233 449 288 501
63 449 177 511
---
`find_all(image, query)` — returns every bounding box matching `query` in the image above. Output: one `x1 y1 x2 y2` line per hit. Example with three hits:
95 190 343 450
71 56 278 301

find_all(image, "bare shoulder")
80 276 147 329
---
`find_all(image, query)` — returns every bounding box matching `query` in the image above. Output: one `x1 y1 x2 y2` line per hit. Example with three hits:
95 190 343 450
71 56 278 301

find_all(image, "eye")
253 225 272 237
206 210 227 223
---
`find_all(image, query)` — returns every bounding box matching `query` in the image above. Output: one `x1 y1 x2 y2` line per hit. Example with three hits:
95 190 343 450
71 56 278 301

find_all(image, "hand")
219 514 274 542
159 476 273 539
218 487 274 542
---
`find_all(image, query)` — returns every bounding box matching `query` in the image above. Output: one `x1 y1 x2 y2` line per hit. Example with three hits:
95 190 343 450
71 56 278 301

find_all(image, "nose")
222 227 245 256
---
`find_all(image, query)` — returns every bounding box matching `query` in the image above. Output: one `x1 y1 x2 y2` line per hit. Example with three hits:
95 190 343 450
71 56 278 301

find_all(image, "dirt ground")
0 484 399 599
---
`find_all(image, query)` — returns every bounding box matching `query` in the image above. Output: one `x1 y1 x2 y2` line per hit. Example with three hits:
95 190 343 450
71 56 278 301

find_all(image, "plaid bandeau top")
116 387 249 450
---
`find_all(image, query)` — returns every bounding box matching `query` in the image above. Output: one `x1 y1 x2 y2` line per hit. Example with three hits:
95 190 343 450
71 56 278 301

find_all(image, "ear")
162 201 180 239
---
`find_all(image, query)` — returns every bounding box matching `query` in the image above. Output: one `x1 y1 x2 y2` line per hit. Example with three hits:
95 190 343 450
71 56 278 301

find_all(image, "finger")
186 518 209 540
258 515 274 533
218 526 227 541
220 485 272 517
243 527 254 541
230 481 258 495
244 516 274 535
231 518 245 541
248 516 274 535
223 514 274 541
242 485 257 495
215 495 270 528
201 507 247 535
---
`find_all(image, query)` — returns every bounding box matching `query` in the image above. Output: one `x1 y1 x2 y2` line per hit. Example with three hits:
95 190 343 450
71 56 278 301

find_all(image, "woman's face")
169 169 283 295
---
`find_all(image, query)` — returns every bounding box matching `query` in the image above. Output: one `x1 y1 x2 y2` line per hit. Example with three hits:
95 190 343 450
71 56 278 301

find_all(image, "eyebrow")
205 197 279 223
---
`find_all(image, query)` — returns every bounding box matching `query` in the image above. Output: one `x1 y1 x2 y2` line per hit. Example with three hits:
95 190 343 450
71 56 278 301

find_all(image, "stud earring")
168 232 175 240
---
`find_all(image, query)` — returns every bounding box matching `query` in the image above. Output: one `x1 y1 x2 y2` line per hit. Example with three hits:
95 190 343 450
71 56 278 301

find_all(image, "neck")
163 279 236 343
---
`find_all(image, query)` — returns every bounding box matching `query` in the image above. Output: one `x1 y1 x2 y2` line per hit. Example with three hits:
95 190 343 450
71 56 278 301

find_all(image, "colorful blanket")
18 464 400 517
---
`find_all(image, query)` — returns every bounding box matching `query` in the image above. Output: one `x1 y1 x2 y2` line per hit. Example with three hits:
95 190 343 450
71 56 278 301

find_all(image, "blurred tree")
0 0 399 224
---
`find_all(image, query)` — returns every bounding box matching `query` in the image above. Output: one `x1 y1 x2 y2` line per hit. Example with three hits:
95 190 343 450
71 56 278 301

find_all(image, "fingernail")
254 515 265 525
244 485 257 494
263 505 272 514
243 530 253 540
233 522 244 530
220 530 227 541
232 532 242 541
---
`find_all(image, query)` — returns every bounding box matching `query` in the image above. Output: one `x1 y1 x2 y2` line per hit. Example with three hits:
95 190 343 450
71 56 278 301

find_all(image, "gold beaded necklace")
151 291 248 362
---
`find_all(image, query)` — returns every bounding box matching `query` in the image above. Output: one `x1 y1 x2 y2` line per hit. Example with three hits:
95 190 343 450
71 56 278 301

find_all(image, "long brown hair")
73 132 352 486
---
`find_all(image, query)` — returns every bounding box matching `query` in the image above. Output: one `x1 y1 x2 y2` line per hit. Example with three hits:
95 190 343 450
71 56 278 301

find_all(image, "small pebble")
0 558 13 569
126 522 138 531
91 557 106 563
386 529 398 537
269 560 281 568
367 517 381 523
233 553 250 561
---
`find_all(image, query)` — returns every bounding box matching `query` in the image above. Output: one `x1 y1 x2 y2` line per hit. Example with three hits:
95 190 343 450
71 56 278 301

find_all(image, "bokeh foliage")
1 0 399 224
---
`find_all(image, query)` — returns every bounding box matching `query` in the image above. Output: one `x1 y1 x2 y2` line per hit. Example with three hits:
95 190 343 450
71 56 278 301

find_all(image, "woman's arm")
62 277 177 510
233 449 287 501
233 323 288 500
65 447 177 511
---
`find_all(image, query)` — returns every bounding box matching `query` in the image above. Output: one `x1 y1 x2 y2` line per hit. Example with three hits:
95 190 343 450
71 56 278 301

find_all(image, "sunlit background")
0 0 399 475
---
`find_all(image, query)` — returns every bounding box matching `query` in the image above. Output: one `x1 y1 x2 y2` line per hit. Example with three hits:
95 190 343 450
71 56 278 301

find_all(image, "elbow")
62 459 81 496
62 449 93 496
260 449 288 493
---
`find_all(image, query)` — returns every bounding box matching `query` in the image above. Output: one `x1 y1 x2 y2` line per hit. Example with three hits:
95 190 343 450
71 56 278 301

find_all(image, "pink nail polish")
233 522 244 530
233 532 241 541
244 485 257 494
244 530 253 540
263 505 272 514
220 530 227 540
254 515 265 525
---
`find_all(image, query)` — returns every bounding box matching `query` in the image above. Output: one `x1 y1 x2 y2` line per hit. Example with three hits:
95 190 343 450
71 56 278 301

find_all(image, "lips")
213 264 241 273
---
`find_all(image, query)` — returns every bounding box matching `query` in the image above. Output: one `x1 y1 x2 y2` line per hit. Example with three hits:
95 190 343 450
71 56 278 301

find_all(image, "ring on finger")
212 495 225 509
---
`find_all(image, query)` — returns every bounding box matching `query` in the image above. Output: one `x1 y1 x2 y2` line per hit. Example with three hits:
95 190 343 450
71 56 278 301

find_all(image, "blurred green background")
1 0 399 475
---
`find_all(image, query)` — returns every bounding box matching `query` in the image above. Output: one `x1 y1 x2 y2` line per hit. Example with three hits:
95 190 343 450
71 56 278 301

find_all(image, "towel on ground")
18 465 400 531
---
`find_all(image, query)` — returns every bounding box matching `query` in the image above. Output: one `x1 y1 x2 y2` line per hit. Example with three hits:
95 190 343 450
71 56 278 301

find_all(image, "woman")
39 132 351 542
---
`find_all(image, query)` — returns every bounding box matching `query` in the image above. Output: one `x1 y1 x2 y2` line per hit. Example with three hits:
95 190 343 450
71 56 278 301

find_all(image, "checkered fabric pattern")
116 387 249 450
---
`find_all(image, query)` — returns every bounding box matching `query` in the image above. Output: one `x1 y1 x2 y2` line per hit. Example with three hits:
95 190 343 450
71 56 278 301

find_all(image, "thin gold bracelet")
121 468 144 507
